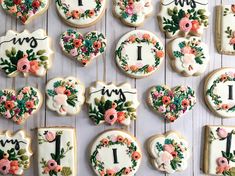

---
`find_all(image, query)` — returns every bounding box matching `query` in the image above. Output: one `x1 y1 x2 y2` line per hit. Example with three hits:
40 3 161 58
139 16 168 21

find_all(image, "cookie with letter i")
158 0 209 38
0 130 32 175
203 125 235 175
46 77 85 116
87 81 139 126
216 5 235 55
113 0 153 27
0 29 53 77
56 0 107 28
115 30 164 78
0 0 49 24
205 68 235 118
90 130 142 176
37 128 77 176
147 131 189 174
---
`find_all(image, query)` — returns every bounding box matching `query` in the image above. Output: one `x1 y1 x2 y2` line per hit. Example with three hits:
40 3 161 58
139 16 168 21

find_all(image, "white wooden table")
0 0 234 175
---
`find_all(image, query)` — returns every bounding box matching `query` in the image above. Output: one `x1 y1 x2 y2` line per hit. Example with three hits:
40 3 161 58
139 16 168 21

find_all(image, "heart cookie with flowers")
0 0 49 24
60 29 107 66
0 86 42 124
148 85 196 122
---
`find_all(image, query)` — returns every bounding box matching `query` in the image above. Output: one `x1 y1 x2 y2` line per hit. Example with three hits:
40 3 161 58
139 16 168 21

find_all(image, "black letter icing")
174 0 196 8
0 139 26 150
78 0 83 6
101 87 126 102
112 148 119 164
228 85 233 100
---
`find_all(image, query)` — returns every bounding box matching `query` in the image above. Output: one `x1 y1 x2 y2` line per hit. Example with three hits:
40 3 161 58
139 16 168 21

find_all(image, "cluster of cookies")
0 0 235 176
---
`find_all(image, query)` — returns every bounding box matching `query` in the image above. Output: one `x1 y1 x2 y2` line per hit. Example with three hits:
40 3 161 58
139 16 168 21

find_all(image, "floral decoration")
0 86 41 124
90 135 141 175
60 29 106 66
149 85 196 122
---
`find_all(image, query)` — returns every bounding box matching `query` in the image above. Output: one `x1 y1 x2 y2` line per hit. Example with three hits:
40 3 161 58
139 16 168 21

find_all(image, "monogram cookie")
147 131 189 174
87 81 139 126
203 125 235 175
37 127 76 176
216 5 235 55
90 130 142 176
115 30 164 78
148 85 196 122
46 77 85 116
205 68 235 118
168 37 209 76
0 0 49 24
0 130 32 175
0 29 53 77
113 0 153 27
158 0 209 38
60 29 107 66
56 0 106 28
0 86 43 124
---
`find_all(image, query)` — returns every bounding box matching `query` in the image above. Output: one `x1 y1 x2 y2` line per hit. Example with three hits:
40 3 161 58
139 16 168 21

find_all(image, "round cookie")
56 0 107 28
115 30 164 78
147 131 189 174
168 37 209 77
46 77 85 116
90 130 142 176
113 0 153 27
205 68 235 118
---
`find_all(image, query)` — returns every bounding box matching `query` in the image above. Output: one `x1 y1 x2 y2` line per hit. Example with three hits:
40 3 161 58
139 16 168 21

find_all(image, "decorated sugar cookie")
0 30 53 77
46 77 85 116
60 29 107 66
87 81 139 126
203 125 235 175
216 5 235 55
168 37 209 76
0 86 42 124
148 85 196 122
0 130 32 175
205 68 235 118
113 0 153 27
115 30 164 78
158 0 209 38
90 130 142 176
147 131 189 174
0 0 49 24
38 128 76 176
56 0 106 28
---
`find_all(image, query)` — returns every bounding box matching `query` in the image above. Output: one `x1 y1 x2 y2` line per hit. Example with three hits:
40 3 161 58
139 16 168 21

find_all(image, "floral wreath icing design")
0 86 42 125
60 29 107 66
147 131 189 174
90 130 142 176
115 30 164 78
158 0 209 38
169 37 209 76
148 85 196 122
46 77 85 116
0 0 49 24
38 128 76 176
113 0 153 27
0 30 53 77
87 82 139 126
56 0 106 27
0 130 32 175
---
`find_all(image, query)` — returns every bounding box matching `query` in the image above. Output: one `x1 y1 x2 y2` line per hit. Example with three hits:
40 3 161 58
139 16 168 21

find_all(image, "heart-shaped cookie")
0 0 49 24
60 29 107 66
0 86 42 124
148 85 196 122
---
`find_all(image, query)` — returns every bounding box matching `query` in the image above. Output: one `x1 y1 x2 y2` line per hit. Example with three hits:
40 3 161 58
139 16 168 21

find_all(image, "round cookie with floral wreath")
0 0 49 24
115 30 164 78
113 0 153 27
158 0 210 38
90 129 142 176
205 68 235 118
56 0 107 28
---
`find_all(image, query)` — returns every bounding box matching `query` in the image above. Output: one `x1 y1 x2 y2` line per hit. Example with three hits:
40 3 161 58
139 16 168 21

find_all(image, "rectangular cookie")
204 125 235 175
37 127 76 176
